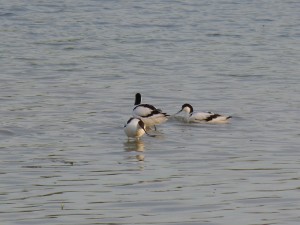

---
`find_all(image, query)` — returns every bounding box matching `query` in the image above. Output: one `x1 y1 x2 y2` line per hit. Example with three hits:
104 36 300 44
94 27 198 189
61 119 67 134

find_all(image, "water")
1 0 300 224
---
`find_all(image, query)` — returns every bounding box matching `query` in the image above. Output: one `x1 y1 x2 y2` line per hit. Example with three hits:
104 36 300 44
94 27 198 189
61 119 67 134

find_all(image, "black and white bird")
176 103 231 123
132 93 169 128
124 117 154 139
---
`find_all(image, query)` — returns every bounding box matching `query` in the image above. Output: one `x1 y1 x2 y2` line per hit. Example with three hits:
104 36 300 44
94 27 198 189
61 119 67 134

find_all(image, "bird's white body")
124 118 146 139
133 93 169 127
177 104 231 124
133 105 169 127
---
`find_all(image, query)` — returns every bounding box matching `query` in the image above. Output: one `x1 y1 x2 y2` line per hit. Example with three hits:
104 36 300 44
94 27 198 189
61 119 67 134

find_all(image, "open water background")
1 0 300 224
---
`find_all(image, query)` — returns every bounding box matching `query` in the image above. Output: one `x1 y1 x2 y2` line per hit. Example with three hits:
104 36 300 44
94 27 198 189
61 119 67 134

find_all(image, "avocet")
176 103 231 123
124 117 155 139
132 93 169 128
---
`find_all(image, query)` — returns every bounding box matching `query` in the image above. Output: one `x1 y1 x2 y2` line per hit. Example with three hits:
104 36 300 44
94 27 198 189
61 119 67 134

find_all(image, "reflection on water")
135 154 145 161
123 139 145 152
123 139 145 161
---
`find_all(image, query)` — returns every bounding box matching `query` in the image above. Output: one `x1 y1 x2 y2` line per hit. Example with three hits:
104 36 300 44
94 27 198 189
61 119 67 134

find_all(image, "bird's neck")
134 94 141 105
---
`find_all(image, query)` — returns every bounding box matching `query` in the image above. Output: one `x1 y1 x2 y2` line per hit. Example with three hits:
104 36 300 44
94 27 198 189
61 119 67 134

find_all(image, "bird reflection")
123 139 145 162
123 139 145 152
135 154 145 161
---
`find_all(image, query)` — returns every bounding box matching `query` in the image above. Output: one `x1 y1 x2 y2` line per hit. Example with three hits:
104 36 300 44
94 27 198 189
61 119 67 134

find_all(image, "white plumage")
132 93 169 128
124 117 146 139
176 103 231 124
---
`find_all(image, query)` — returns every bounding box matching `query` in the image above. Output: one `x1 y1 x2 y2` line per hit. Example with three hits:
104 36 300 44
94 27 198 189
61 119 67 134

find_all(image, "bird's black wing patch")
204 114 221 121
133 104 157 111
126 117 134 124
138 120 145 129
143 109 169 117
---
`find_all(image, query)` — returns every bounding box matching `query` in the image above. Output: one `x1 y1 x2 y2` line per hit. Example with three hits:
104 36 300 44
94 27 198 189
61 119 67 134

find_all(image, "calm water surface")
1 0 300 224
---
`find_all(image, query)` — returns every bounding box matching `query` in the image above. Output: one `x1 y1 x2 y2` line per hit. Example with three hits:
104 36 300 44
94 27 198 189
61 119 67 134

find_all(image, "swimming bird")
132 93 169 128
124 117 155 139
176 103 231 123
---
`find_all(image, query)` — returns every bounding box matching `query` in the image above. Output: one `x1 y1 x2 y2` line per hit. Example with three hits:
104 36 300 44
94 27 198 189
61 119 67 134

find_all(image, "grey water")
1 0 300 224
